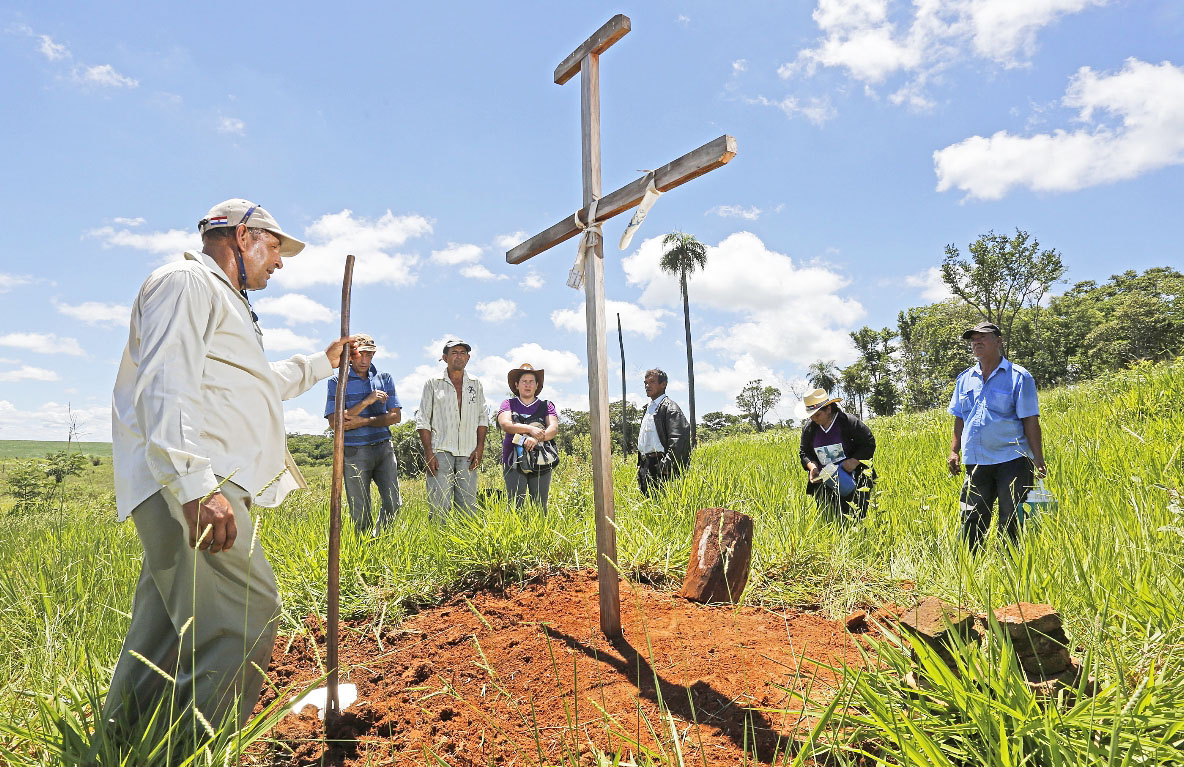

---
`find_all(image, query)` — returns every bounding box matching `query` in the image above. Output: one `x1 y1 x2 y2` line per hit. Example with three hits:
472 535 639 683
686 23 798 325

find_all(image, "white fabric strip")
618 173 662 250
567 196 602 290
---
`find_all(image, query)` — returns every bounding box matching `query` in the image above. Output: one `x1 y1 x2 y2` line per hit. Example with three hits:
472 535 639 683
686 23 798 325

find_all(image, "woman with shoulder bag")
497 363 560 510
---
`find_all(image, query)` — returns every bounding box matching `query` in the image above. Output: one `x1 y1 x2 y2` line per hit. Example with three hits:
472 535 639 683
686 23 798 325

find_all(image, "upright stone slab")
898 596 977 669
993 603 1072 677
678 508 753 604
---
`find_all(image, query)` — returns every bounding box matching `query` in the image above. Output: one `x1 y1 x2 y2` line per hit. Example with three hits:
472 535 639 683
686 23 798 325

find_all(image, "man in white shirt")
105 199 351 736
416 339 488 518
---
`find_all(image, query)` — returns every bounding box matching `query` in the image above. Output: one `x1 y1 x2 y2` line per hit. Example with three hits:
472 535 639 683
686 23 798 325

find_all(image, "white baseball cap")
198 199 306 258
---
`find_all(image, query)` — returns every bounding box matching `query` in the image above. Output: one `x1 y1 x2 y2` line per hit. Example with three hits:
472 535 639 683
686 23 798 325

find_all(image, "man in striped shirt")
325 333 402 535
416 338 488 518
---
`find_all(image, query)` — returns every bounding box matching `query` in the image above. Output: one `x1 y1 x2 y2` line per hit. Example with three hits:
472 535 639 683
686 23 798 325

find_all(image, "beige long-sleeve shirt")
415 371 488 457
111 251 332 520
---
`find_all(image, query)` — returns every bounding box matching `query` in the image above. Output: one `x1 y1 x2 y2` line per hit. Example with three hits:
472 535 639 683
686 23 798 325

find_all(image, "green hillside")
0 440 112 459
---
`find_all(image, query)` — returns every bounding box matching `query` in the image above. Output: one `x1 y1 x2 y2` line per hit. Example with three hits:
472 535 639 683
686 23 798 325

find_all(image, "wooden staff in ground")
326 254 355 720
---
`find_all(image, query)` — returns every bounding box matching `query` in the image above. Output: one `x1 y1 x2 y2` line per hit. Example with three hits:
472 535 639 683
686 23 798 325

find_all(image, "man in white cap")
324 332 403 536
416 338 488 518
105 199 352 736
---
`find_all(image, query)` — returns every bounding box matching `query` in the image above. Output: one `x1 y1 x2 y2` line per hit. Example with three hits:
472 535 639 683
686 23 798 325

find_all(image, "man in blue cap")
948 321 1047 549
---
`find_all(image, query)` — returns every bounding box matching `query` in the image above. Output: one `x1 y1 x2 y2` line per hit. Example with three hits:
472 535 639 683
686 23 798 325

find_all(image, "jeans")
960 456 1034 550
502 464 553 511
426 450 477 519
343 440 401 536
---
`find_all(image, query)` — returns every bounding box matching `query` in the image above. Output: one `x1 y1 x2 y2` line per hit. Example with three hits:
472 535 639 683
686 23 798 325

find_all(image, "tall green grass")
1 359 1182 764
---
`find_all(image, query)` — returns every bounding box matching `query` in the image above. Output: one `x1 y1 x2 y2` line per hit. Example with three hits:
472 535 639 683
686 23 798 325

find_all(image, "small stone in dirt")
402 661 433 684
899 596 976 668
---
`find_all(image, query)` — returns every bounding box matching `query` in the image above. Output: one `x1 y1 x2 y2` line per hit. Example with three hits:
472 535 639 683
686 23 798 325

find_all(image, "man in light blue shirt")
947 321 1047 549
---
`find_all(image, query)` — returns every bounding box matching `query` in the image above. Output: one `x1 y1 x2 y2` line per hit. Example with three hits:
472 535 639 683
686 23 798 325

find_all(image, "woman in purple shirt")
796 389 876 521
496 363 559 510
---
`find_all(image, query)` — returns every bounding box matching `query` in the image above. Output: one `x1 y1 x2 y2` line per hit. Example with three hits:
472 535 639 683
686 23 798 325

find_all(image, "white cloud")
622 232 863 366
785 0 1106 107
0 365 59 383
276 209 431 290
904 266 952 301
430 243 483 265
0 400 110 441
494 231 527 250
460 264 508 281
519 270 545 290
260 326 318 352
88 225 198 262
934 58 1184 200
76 63 138 88
112 216 145 227
707 204 762 220
746 94 837 125
677 14 691 27
217 116 245 135
732 59 748 74
475 298 518 323
53 299 130 327
37 34 68 61
0 273 32 293
0 332 86 357
252 293 334 325
551 299 672 340
282 406 328 436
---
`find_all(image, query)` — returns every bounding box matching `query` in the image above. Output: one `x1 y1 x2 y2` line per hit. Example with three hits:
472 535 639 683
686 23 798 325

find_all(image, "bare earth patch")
259 570 863 766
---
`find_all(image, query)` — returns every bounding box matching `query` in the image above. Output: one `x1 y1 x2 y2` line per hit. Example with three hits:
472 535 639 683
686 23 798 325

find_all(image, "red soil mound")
260 570 862 766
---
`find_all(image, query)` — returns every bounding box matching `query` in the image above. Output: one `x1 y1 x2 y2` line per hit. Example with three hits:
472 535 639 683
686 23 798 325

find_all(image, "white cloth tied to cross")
567 196 602 290
566 172 665 290
618 173 663 250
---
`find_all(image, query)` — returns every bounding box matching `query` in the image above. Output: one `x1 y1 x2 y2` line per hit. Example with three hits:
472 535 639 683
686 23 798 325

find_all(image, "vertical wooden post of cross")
573 31 622 639
507 14 736 639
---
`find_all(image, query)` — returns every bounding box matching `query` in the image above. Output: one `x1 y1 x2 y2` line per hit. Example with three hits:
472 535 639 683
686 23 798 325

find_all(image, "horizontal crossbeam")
554 14 631 85
506 134 737 265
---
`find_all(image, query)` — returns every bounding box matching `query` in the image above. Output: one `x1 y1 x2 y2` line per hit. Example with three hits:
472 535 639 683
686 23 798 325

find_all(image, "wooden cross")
506 14 736 638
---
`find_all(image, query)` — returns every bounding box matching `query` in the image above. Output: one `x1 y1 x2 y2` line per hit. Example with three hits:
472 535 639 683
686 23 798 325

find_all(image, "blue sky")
1 1 1182 440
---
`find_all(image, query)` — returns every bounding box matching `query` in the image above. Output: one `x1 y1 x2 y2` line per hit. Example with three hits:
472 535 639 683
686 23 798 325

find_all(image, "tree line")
834 230 1183 417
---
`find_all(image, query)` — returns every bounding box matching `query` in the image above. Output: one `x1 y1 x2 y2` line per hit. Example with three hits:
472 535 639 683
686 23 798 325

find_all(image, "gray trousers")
426 450 477 519
102 480 281 732
343 440 401 536
502 464 553 511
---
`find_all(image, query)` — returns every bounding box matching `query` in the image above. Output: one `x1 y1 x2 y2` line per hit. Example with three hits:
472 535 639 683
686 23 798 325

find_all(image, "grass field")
0 440 113 460
2 359 1183 765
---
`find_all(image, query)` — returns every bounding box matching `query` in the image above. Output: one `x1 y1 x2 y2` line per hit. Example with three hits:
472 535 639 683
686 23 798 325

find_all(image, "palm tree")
806 359 841 395
660 231 708 447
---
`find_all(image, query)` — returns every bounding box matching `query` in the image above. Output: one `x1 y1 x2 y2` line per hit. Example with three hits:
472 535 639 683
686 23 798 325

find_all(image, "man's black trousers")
959 456 1034 549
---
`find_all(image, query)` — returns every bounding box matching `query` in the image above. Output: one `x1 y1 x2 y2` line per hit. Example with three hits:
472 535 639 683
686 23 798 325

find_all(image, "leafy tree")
941 228 1065 355
840 362 871 420
698 411 752 442
850 326 900 416
287 433 333 466
806 359 841 395
4 459 51 512
661 231 708 447
43 450 88 485
897 301 978 411
608 399 645 455
736 379 781 432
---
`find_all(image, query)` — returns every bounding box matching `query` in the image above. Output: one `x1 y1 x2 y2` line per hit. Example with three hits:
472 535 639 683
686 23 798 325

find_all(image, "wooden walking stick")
326 254 355 721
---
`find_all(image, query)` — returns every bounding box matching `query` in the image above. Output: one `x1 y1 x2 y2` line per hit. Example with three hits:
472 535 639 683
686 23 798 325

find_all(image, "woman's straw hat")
793 388 842 421
507 363 545 395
